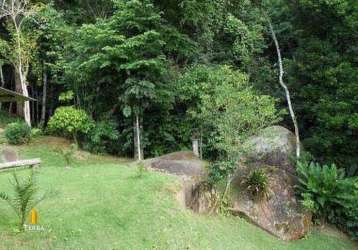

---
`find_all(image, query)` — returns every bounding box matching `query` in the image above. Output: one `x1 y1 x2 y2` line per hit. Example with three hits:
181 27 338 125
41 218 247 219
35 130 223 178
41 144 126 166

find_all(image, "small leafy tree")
47 106 94 143
0 170 46 231
181 65 281 178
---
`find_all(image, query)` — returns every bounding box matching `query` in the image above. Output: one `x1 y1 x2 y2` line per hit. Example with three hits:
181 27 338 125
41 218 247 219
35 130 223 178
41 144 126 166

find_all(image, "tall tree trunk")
40 71 47 127
133 113 143 161
0 64 5 110
268 19 301 159
17 66 31 126
15 69 24 116
13 20 31 127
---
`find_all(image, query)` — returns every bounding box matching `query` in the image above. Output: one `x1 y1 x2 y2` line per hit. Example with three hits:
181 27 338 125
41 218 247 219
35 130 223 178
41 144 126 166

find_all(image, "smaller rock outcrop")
144 151 214 213
144 151 207 178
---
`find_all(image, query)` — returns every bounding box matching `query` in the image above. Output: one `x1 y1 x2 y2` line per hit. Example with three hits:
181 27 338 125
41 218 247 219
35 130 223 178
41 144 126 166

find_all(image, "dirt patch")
158 151 200 161
30 136 71 148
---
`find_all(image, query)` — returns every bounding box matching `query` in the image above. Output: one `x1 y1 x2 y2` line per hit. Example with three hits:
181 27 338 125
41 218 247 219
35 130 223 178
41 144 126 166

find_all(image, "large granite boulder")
144 151 207 178
231 164 311 240
230 127 310 240
244 126 297 174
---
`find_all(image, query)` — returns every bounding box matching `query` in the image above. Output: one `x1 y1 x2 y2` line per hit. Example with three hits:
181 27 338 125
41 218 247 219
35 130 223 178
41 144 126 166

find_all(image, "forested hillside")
0 0 357 244
0 0 356 171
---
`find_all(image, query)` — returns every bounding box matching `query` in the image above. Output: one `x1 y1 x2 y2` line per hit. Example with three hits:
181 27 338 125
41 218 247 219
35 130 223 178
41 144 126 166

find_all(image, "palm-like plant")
0 170 46 231
245 169 269 199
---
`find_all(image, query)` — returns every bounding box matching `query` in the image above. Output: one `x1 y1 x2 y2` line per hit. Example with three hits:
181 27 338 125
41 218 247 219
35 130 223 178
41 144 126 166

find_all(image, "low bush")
207 160 237 185
296 161 358 239
47 106 94 143
84 121 119 154
4 122 31 145
31 128 43 138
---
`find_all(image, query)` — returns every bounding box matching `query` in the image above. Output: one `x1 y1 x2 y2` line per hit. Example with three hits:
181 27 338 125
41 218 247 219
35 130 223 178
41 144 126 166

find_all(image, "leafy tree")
0 0 40 126
30 4 69 126
66 0 173 160
179 65 281 181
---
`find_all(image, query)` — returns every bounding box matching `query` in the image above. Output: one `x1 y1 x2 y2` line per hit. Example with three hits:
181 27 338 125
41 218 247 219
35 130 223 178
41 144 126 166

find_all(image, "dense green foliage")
0 1 357 239
1 0 356 172
4 122 31 145
84 121 120 154
296 161 358 239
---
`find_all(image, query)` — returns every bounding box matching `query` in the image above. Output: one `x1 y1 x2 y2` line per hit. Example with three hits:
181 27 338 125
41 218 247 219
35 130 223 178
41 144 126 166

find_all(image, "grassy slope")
0 114 355 249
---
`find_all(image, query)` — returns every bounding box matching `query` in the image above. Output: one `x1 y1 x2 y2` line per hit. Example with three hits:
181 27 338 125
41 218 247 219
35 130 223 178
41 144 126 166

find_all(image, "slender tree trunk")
15 69 24 116
13 20 31 126
19 66 31 126
268 20 300 159
40 71 47 126
31 87 35 122
135 114 143 161
0 64 5 110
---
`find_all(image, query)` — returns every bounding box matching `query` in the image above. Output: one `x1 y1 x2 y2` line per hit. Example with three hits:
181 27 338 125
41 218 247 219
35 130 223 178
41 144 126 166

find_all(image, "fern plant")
296 161 358 238
296 162 344 215
0 170 46 231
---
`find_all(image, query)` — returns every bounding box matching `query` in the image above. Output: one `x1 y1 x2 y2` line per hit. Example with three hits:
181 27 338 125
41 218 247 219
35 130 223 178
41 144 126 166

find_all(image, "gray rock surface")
0 147 18 163
144 151 207 178
244 126 297 174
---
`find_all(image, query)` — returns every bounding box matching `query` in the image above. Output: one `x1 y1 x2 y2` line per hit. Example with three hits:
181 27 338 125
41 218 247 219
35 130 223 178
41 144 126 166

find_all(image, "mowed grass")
0 138 356 249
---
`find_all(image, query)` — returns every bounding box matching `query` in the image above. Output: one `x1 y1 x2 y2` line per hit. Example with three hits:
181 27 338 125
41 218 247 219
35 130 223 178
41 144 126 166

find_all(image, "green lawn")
0 138 356 250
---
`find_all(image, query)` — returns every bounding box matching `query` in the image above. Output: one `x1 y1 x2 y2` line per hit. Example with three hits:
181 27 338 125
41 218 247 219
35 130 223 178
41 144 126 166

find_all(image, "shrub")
207 160 237 186
30 128 43 138
47 106 94 142
4 122 31 145
85 121 119 154
296 161 358 239
244 169 269 199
